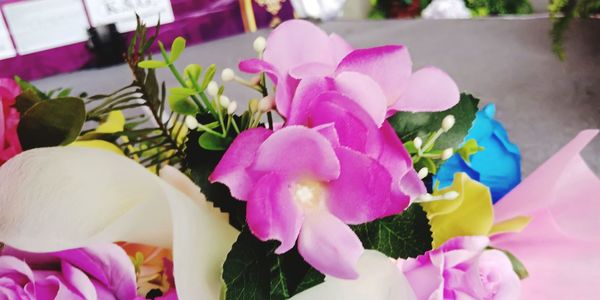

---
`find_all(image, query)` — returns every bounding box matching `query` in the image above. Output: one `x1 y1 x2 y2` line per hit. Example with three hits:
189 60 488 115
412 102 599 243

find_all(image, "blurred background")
0 0 598 173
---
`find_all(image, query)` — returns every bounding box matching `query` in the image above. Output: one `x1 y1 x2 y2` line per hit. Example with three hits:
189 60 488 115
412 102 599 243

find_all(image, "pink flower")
239 20 459 122
210 123 421 278
399 236 521 300
0 244 137 300
0 78 22 165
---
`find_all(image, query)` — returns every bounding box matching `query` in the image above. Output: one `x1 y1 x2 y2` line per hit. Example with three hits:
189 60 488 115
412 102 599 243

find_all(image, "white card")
84 0 175 33
0 11 16 60
2 0 90 55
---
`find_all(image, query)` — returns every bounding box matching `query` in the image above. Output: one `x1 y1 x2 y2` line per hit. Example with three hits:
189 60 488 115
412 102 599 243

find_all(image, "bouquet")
0 19 599 300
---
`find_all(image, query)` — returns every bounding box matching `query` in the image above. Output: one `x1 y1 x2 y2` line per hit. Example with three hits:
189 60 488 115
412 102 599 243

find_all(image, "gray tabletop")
33 18 600 176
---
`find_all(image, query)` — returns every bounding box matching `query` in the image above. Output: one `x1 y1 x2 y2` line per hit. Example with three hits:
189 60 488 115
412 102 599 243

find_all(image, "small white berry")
442 115 456 132
417 193 433 202
221 68 235 82
206 81 219 97
413 137 423 149
227 101 238 115
253 36 266 53
219 95 230 108
184 116 198 130
441 148 454 160
258 95 275 112
417 167 429 179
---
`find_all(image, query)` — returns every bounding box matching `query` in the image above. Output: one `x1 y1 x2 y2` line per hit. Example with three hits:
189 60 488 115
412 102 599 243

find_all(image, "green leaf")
352 204 433 259
169 87 196 97
138 60 168 69
222 229 323 300
184 64 203 81
17 97 86 150
14 76 49 100
415 157 437 175
168 94 198 115
388 93 479 151
15 90 43 114
169 37 186 62
198 132 231 151
200 64 217 91
56 88 72 98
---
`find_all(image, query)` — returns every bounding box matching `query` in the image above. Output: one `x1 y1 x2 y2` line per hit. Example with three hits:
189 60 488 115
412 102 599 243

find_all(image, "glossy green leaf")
352 204 433 259
198 132 230 151
169 37 186 62
138 60 168 69
15 90 43 114
17 97 86 150
168 94 198 115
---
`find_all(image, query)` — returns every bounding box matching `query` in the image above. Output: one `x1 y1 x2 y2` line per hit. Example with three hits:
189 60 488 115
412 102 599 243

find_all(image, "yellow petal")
422 173 494 248
96 111 126 133
489 216 532 236
71 140 124 155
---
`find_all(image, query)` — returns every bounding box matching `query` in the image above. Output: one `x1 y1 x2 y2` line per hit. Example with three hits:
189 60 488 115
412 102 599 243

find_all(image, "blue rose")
434 104 521 203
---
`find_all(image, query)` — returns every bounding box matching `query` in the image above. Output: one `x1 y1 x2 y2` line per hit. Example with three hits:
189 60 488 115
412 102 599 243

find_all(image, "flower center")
293 181 324 210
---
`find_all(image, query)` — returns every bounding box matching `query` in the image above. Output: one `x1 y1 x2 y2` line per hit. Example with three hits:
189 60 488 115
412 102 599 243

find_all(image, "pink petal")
209 128 273 200
0 256 34 282
333 71 388 126
336 45 412 105
391 67 460 112
313 123 340 147
61 261 96 300
329 33 354 63
491 130 600 299
298 211 363 279
238 58 279 84
247 173 304 254
326 147 397 224
378 122 426 200
263 20 335 76
252 126 340 181
0 103 5 149
286 77 335 126
289 63 336 79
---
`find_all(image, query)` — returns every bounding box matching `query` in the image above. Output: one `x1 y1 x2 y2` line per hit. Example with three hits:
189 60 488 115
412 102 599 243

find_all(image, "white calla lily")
292 250 417 300
0 147 238 299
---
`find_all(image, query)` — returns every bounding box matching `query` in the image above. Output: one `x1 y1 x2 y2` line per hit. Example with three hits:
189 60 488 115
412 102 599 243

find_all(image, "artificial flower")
119 243 176 299
0 147 238 299
0 78 22 165
0 244 137 300
239 20 459 120
399 236 521 300
210 125 416 278
435 104 521 202
291 250 417 300
491 129 600 299
422 0 472 19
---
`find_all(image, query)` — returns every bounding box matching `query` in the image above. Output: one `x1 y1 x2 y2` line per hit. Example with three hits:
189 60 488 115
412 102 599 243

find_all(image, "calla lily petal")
0 147 238 299
292 250 417 300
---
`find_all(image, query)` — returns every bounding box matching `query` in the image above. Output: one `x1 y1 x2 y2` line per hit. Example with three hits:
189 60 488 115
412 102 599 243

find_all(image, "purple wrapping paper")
0 0 293 80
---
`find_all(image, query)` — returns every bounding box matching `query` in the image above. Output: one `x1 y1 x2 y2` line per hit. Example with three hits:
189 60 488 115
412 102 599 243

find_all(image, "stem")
419 129 444 157
158 44 206 113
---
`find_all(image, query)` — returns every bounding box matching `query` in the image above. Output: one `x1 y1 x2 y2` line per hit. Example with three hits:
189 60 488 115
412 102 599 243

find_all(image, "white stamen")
442 148 454 160
414 137 423 150
253 36 266 53
221 68 235 82
206 81 219 97
295 186 315 205
227 101 238 115
184 116 198 130
417 167 429 179
219 95 231 108
443 191 460 200
441 115 455 132
258 95 275 112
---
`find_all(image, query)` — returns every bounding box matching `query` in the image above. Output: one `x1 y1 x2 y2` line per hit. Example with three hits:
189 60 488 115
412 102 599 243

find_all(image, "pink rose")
0 244 137 300
399 236 520 300
0 78 22 165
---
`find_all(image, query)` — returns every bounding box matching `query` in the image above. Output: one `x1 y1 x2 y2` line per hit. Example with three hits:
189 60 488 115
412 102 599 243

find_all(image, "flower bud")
417 167 429 179
227 101 238 115
184 116 198 130
249 99 259 112
219 95 231 108
442 115 455 132
221 68 235 82
442 148 454 160
413 137 423 150
253 36 266 53
206 81 219 97
258 95 275 112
